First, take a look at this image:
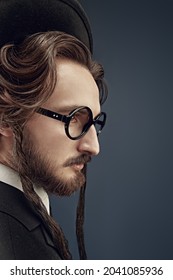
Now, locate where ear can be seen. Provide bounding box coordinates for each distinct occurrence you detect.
[0,126,13,137]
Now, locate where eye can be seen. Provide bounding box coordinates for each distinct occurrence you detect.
[70,108,91,126]
[70,113,80,123]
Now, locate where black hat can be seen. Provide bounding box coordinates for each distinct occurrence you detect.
[0,0,93,52]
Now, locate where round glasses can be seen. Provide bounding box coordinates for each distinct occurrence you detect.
[37,106,106,140]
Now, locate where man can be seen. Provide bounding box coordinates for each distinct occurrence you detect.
[0,1,107,260]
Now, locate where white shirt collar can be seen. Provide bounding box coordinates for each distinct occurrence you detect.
[0,163,50,214]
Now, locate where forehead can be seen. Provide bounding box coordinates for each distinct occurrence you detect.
[44,58,100,116]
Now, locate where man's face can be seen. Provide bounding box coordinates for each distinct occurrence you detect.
[20,58,101,196]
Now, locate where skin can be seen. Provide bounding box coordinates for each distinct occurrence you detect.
[0,58,101,195]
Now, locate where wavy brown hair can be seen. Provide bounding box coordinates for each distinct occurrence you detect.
[0,31,108,259]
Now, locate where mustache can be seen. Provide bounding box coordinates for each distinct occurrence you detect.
[63,154,91,167]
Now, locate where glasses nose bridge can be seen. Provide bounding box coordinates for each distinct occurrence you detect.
[84,122,99,141]
[92,118,98,132]
[85,119,101,137]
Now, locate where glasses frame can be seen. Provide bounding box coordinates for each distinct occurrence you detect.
[37,106,106,140]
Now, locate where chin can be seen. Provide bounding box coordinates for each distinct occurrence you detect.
[42,165,86,196]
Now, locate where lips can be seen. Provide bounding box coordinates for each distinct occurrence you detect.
[72,163,84,171]
[64,154,91,168]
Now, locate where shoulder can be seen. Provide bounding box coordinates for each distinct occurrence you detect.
[0,181,41,230]
[0,181,61,260]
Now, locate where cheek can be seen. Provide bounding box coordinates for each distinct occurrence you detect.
[27,115,65,146]
[26,116,75,162]
[41,133,76,168]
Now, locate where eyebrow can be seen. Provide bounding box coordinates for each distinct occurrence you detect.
[50,105,84,114]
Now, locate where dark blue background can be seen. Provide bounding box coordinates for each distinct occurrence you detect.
[51,0,173,259]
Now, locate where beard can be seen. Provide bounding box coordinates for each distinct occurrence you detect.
[14,130,91,196]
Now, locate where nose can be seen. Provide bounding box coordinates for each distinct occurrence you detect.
[77,125,100,156]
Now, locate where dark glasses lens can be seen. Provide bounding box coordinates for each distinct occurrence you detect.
[94,112,106,135]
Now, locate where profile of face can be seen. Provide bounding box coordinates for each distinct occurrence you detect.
[20,59,101,196]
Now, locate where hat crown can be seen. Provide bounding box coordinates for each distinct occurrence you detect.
[0,0,93,52]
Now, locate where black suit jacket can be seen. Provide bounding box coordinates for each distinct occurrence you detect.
[0,181,61,259]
